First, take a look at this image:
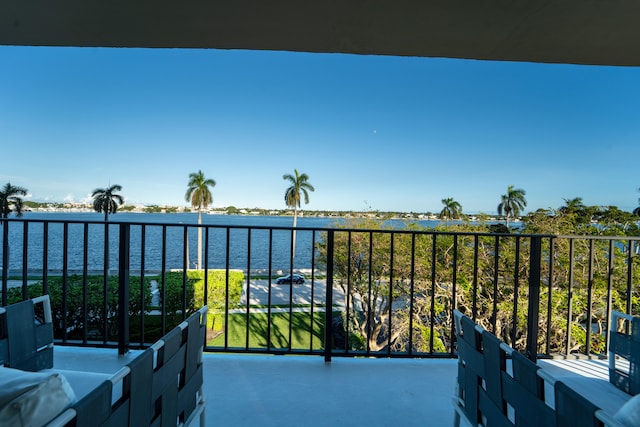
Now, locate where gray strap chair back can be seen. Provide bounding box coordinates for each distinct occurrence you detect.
[1,295,54,371]
[453,309,605,427]
[609,310,640,395]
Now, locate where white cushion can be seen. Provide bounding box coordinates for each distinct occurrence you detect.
[615,393,640,427]
[0,367,76,427]
[46,369,112,401]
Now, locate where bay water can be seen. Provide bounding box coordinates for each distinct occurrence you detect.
[2,212,442,275]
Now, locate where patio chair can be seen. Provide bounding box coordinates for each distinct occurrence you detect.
[554,380,603,427]
[496,338,555,426]
[609,310,640,395]
[453,310,517,426]
[454,308,640,427]
[1,294,207,426]
[122,306,207,426]
[453,309,483,427]
[453,309,555,427]
[46,365,132,427]
[53,306,208,427]
[0,295,54,371]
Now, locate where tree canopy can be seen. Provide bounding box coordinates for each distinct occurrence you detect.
[283,169,314,228]
[91,184,124,221]
[185,170,216,213]
[497,185,527,227]
[185,170,216,269]
[315,204,640,356]
[439,197,463,222]
[0,182,28,219]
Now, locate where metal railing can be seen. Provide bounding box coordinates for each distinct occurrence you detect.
[1,217,638,361]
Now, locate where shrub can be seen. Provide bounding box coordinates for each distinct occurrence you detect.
[159,269,244,315]
[7,275,152,342]
[158,272,196,316]
[193,269,244,310]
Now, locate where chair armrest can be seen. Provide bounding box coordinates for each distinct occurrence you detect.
[45,408,77,427]
[596,409,626,427]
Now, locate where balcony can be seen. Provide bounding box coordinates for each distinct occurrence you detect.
[52,345,459,426]
[2,216,639,360]
[1,216,639,425]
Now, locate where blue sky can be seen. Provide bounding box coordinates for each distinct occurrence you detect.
[1,46,639,214]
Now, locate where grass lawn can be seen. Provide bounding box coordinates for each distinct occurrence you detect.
[128,313,185,344]
[207,311,337,351]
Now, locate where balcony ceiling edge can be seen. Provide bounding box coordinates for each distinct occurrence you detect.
[1,0,640,66]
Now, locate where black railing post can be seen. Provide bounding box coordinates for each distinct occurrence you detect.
[526,236,542,362]
[21,221,28,300]
[118,223,130,355]
[324,230,334,363]
[1,220,8,306]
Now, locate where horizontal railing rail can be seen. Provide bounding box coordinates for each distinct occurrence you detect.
[1,217,638,360]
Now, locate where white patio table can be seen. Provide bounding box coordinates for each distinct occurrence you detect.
[537,358,631,412]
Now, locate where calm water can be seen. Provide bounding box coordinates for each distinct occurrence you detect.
[1,212,442,274]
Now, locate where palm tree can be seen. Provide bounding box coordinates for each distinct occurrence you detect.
[0,182,28,219]
[91,184,124,221]
[283,169,315,259]
[560,197,593,224]
[439,198,462,223]
[185,170,216,269]
[283,169,315,228]
[497,185,527,227]
[560,197,585,215]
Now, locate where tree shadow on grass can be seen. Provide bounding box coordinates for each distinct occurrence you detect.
[206,310,327,351]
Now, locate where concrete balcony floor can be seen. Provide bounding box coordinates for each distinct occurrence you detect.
[53,346,459,427]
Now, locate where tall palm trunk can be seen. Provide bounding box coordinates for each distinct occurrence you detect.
[292,207,298,264]
[197,210,203,269]
[186,234,190,268]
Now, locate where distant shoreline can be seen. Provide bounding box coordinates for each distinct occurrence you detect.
[21,205,504,222]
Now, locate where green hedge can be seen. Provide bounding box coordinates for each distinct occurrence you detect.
[7,269,244,342]
[158,269,244,314]
[7,275,152,342]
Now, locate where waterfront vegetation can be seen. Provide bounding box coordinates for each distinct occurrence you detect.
[6,269,244,343]
[316,204,640,355]
[3,201,640,355]
[3,177,640,356]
